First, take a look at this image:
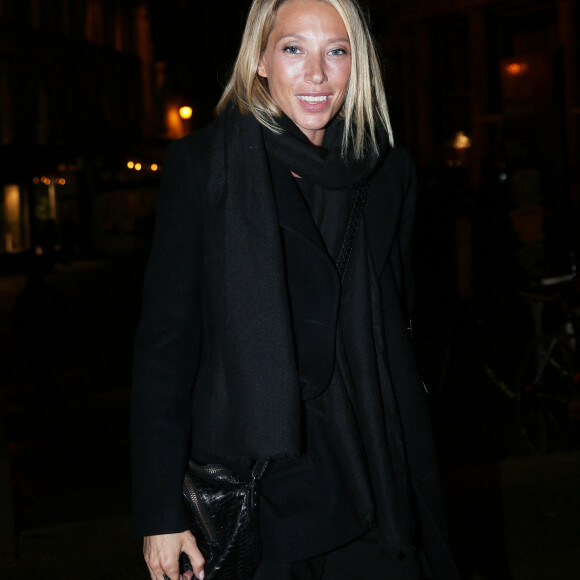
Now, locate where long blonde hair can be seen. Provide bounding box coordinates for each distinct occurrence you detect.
[216,0,394,159]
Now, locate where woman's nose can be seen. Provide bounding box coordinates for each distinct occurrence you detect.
[305,54,327,84]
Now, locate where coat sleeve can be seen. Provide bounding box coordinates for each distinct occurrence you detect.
[131,136,204,537]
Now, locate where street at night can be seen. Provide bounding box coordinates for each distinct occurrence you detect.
[1,0,580,578]
[0,258,578,578]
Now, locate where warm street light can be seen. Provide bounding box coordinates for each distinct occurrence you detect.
[505,62,527,76]
[179,106,193,120]
[453,131,471,150]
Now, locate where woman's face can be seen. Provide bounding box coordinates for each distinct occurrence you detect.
[257,0,351,146]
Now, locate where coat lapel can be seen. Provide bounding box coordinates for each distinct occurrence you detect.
[364,150,406,279]
[273,149,407,284]
[270,158,334,265]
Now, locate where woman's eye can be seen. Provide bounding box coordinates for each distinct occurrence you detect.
[329,48,348,56]
[283,45,301,54]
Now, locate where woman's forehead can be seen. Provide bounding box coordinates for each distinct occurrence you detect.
[270,0,348,36]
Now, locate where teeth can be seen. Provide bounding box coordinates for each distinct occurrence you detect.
[298,95,329,103]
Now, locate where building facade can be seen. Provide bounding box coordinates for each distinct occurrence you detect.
[374,0,579,298]
[0,0,190,265]
[377,0,578,193]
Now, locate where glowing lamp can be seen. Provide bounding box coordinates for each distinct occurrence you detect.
[505,62,527,76]
[179,106,193,120]
[453,131,471,150]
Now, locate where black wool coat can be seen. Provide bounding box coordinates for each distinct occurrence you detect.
[131,118,459,579]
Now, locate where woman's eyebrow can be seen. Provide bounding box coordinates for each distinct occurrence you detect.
[276,33,305,41]
[276,33,350,43]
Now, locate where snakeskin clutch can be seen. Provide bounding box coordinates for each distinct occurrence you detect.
[181,458,269,580]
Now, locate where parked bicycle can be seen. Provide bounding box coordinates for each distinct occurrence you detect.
[517,272,580,451]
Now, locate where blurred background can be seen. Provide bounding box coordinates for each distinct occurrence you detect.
[0,0,579,578]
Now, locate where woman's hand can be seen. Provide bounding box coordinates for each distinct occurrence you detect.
[143,530,205,580]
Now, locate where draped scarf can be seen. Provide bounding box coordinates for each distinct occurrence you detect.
[264,112,385,190]
[204,107,416,557]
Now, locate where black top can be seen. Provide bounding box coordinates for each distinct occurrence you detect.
[294,173,352,262]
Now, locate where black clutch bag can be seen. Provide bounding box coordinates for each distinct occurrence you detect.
[181,458,269,580]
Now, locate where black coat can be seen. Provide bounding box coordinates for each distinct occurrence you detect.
[131,120,459,578]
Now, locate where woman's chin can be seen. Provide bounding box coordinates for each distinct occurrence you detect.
[288,114,334,143]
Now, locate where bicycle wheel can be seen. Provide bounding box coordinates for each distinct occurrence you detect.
[516,334,576,451]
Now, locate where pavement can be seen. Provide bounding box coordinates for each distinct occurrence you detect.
[0,451,578,580]
[446,451,580,580]
[2,515,144,579]
[0,257,579,579]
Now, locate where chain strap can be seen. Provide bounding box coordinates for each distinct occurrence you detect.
[335,182,370,284]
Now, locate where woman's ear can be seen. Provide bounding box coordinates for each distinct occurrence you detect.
[257,56,267,78]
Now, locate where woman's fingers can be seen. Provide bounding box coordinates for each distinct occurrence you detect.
[143,531,205,580]
[143,533,180,580]
[181,531,205,579]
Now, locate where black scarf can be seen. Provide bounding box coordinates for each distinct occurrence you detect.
[202,108,391,461]
[265,112,388,190]
[204,108,415,556]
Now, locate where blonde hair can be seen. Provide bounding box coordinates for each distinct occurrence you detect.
[216,0,394,159]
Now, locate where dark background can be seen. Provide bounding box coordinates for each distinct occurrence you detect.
[1,1,579,578]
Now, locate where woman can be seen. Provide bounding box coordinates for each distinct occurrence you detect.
[132,0,459,579]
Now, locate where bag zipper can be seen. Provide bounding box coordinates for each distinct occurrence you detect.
[189,462,230,477]
[183,472,218,544]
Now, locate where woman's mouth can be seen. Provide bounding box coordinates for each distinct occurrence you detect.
[296,94,331,111]
[297,95,329,104]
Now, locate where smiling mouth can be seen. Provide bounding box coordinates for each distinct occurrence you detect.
[297,95,329,104]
